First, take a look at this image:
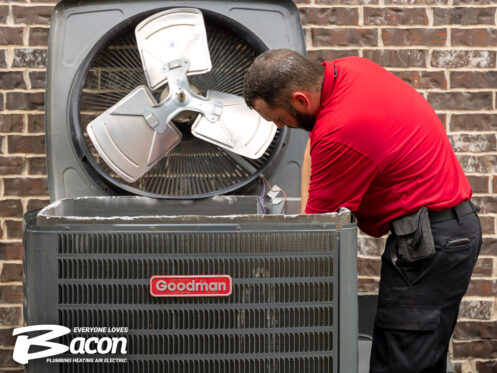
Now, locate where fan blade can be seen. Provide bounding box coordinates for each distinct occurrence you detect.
[191,91,277,159]
[135,8,212,91]
[87,86,182,182]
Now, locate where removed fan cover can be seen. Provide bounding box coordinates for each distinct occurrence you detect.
[83,8,278,196]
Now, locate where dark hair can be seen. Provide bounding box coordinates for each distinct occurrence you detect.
[243,49,324,110]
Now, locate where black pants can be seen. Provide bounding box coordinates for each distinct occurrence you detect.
[370,211,482,373]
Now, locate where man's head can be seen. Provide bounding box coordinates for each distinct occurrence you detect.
[243,49,325,131]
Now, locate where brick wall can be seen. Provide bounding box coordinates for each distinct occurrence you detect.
[0,0,495,372]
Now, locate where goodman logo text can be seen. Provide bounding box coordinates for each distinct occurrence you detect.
[13,325,127,364]
[150,275,233,297]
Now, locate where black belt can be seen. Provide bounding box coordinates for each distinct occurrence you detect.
[428,200,479,224]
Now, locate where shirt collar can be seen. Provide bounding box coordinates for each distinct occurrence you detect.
[318,61,336,113]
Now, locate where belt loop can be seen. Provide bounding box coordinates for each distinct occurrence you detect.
[454,205,462,225]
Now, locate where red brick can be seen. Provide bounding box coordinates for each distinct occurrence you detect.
[4,177,48,196]
[358,277,379,293]
[27,114,43,132]
[26,198,49,211]
[457,155,497,173]
[0,200,22,218]
[451,71,497,89]
[431,50,496,68]
[454,0,497,4]
[479,216,495,235]
[481,237,497,255]
[452,28,497,46]
[307,49,360,63]
[437,113,447,128]
[473,197,497,215]
[494,176,497,194]
[29,70,45,89]
[0,115,23,133]
[392,70,447,89]
[27,157,46,175]
[12,5,53,25]
[472,257,493,277]
[0,329,16,347]
[433,7,496,25]
[465,279,497,297]
[454,321,497,340]
[28,26,48,46]
[8,135,45,154]
[0,243,22,260]
[476,361,497,373]
[466,175,490,193]
[451,114,497,131]
[0,263,22,282]
[364,49,426,67]
[0,307,21,326]
[450,134,496,152]
[5,220,22,239]
[385,0,445,3]
[383,28,446,46]
[0,27,24,45]
[316,0,379,4]
[0,285,22,304]
[358,257,381,277]
[12,48,47,67]
[458,299,493,320]
[428,92,493,110]
[453,340,497,359]
[312,28,377,47]
[299,7,358,25]
[358,236,385,257]
[0,50,6,67]
[0,72,25,90]
[0,6,8,24]
[6,92,44,110]
[0,157,24,175]
[364,7,427,25]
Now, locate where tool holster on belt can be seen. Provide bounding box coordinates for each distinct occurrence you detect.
[391,207,435,263]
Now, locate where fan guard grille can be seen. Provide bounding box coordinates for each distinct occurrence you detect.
[78,17,282,198]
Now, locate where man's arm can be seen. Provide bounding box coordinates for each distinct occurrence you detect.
[301,139,311,214]
[305,140,379,215]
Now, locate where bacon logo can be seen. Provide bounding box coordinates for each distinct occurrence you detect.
[150,275,233,297]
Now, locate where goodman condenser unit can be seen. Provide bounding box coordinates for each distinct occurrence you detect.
[23,197,358,373]
[45,0,308,202]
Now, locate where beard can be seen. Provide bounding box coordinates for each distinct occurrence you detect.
[290,106,316,132]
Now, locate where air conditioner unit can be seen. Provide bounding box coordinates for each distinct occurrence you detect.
[23,197,358,373]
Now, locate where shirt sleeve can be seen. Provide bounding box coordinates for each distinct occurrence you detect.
[305,140,379,214]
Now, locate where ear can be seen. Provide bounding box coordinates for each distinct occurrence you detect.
[291,91,311,111]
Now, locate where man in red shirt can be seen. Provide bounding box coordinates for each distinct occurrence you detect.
[243,49,482,372]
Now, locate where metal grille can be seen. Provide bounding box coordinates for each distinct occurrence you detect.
[78,20,281,198]
[56,231,337,373]
[59,357,333,373]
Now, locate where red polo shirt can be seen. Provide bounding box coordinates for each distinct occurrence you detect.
[306,57,471,237]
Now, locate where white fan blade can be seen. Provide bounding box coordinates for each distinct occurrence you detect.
[135,8,212,90]
[191,91,277,159]
[87,86,182,183]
